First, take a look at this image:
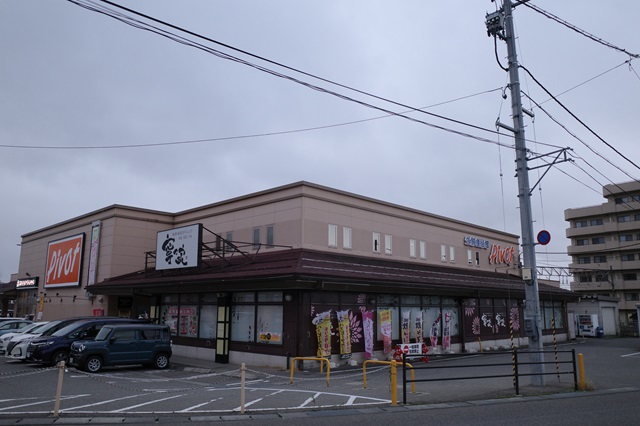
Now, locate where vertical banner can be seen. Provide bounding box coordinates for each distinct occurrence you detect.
[415,310,424,343]
[430,314,441,349]
[337,310,352,359]
[402,310,411,344]
[443,311,452,351]
[313,311,332,358]
[36,296,45,321]
[362,309,374,359]
[379,309,393,355]
[87,221,101,286]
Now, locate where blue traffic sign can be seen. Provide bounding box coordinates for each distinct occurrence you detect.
[537,230,551,245]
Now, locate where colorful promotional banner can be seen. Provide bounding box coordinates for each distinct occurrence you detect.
[313,311,332,358]
[415,310,424,343]
[379,309,393,355]
[402,310,411,344]
[362,309,374,359]
[337,310,352,359]
[430,314,441,349]
[443,311,452,351]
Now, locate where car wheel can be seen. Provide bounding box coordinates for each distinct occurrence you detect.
[51,351,68,366]
[84,356,102,373]
[154,353,169,369]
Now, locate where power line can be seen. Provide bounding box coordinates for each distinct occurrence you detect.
[519,64,640,173]
[523,2,640,59]
[0,88,503,150]
[61,0,570,154]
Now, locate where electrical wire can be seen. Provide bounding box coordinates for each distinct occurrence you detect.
[59,0,569,153]
[522,2,640,59]
[519,64,640,173]
[0,88,504,150]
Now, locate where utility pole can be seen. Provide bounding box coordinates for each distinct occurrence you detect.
[487,0,545,386]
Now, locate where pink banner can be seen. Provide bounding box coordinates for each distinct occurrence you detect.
[362,309,374,359]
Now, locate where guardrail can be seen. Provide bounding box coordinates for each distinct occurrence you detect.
[401,349,578,404]
[289,356,331,386]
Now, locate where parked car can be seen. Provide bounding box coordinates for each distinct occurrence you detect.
[27,318,144,366]
[6,317,127,361]
[69,324,172,373]
[0,322,47,355]
[0,320,33,336]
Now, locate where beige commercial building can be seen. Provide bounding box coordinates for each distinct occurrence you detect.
[12,182,573,367]
[565,180,640,334]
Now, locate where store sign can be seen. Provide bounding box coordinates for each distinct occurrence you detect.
[155,224,202,271]
[87,221,101,286]
[44,233,85,288]
[464,236,490,249]
[16,277,39,289]
[488,244,515,265]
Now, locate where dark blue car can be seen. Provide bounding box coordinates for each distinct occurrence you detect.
[27,318,142,366]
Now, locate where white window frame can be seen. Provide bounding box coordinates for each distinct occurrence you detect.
[441,244,447,262]
[328,224,338,248]
[373,232,381,253]
[467,249,473,265]
[384,234,392,255]
[343,227,352,249]
[420,241,426,259]
[409,239,416,258]
[449,246,455,263]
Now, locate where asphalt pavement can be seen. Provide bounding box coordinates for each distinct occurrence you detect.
[0,337,639,425]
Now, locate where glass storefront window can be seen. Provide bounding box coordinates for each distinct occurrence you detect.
[553,305,565,328]
[161,305,179,336]
[231,305,255,342]
[257,305,283,344]
[178,305,198,337]
[258,292,283,303]
[199,305,217,339]
[233,292,255,303]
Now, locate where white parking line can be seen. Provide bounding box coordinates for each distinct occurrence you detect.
[179,398,222,412]
[109,394,184,413]
[61,394,143,411]
[234,397,264,411]
[621,352,640,358]
[0,394,89,411]
[299,392,322,408]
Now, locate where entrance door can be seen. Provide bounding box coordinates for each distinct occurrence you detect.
[602,307,617,336]
[215,295,230,364]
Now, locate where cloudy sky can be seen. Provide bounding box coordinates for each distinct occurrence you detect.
[1,0,639,285]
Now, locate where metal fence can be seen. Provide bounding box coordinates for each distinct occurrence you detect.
[401,349,578,404]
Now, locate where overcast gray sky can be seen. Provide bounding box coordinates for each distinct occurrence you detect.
[1,1,639,285]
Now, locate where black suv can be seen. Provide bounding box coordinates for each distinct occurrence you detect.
[27,318,142,366]
[69,324,172,373]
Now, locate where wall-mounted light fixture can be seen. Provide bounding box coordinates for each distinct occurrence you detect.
[284,294,293,302]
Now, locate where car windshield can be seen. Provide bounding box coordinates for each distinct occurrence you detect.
[95,327,112,341]
[16,323,41,333]
[35,320,65,336]
[52,322,86,337]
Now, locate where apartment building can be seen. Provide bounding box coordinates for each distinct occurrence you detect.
[13,182,573,367]
[565,180,640,329]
